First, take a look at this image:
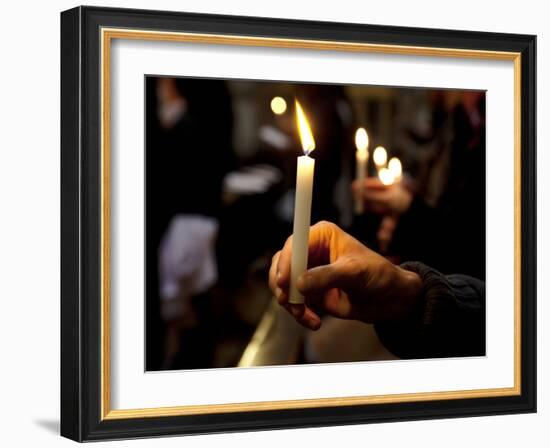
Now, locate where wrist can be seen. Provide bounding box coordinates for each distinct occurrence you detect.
[394,267,423,318]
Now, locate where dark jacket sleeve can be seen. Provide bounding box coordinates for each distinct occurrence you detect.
[374,261,485,359]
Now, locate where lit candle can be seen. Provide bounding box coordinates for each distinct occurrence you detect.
[378,167,395,185]
[388,157,402,183]
[373,146,388,174]
[354,128,369,215]
[289,100,316,304]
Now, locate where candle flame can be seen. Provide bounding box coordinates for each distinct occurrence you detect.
[378,167,395,186]
[271,96,287,115]
[295,100,316,155]
[355,128,369,154]
[373,146,388,167]
[388,157,402,179]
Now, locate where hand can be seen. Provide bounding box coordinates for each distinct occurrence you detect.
[268,221,423,330]
[352,177,413,216]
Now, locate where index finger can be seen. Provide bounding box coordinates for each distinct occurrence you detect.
[276,236,293,289]
[268,251,281,294]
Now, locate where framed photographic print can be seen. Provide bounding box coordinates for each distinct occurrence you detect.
[60,6,536,442]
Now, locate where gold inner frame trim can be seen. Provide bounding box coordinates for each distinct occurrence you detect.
[100,27,522,420]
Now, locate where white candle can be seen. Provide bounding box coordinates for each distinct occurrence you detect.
[289,101,316,304]
[354,128,369,215]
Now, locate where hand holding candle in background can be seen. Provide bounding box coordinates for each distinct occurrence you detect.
[353,141,408,213]
[352,176,412,216]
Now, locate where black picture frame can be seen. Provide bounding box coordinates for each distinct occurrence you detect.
[61,5,536,442]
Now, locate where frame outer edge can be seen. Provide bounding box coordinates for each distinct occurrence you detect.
[63,6,537,441]
[521,34,537,412]
[60,6,84,442]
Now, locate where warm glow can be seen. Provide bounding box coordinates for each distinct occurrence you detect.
[388,157,402,179]
[270,96,287,115]
[373,146,388,167]
[355,128,369,154]
[295,100,316,155]
[378,167,395,186]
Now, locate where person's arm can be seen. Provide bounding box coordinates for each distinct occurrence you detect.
[268,221,485,359]
[374,261,485,359]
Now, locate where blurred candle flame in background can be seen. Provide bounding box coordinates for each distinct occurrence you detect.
[388,157,402,180]
[378,167,395,185]
[270,96,287,115]
[373,146,388,168]
[355,127,369,157]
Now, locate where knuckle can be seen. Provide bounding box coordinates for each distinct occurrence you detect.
[316,220,338,232]
[343,257,364,277]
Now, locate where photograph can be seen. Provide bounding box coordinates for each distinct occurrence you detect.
[144,76,487,371]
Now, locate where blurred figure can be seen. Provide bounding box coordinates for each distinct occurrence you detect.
[145,77,234,370]
[354,91,486,280]
[158,215,219,369]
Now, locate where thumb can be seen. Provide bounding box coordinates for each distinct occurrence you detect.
[297,260,350,296]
